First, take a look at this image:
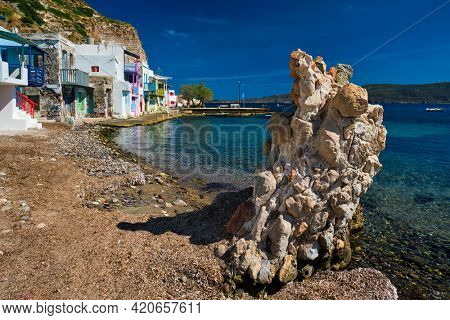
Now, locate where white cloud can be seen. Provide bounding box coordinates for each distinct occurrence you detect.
[162,29,190,40]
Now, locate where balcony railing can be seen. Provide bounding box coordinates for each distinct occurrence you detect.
[144,82,157,91]
[8,64,24,80]
[17,91,37,118]
[60,69,89,87]
[28,66,45,87]
[124,63,139,74]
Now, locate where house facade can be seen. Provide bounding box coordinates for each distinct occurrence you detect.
[21,33,93,121]
[74,43,143,119]
[141,63,173,113]
[153,75,171,112]
[0,27,43,130]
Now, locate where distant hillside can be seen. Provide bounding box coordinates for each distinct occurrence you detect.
[0,0,146,60]
[222,82,450,104]
[363,83,450,104]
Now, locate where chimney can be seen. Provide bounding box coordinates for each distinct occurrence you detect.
[87,36,94,45]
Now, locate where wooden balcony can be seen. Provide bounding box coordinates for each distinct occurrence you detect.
[60,68,89,87]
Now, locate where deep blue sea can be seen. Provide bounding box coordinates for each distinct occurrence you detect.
[115,103,450,299]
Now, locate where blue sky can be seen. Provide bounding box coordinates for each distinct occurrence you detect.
[86,0,450,99]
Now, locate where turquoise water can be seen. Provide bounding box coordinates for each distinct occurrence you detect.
[115,104,450,299]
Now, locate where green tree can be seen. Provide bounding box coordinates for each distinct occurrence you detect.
[179,84,195,106]
[179,83,213,107]
[194,83,213,107]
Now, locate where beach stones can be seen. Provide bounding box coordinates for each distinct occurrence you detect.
[224,49,386,286]
[173,199,188,207]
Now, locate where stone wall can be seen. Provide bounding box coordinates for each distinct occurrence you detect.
[224,50,387,285]
[89,76,113,117]
[22,87,60,116]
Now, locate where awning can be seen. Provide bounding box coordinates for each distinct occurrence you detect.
[124,49,140,60]
[0,27,46,54]
[154,75,172,81]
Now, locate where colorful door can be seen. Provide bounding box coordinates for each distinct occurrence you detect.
[131,97,137,114]
[77,92,84,113]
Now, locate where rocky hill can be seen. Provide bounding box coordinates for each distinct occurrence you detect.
[0,0,146,60]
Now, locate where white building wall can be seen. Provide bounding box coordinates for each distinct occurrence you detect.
[0,85,41,131]
[74,44,125,81]
[74,44,136,118]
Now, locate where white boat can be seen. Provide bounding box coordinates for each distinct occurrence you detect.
[230,103,240,108]
[426,107,444,112]
[218,104,229,109]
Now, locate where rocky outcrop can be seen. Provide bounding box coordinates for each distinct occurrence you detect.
[224,49,387,285]
[0,0,146,60]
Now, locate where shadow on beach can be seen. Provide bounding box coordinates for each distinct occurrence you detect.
[117,187,253,245]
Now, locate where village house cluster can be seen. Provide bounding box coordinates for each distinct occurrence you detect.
[0,26,177,131]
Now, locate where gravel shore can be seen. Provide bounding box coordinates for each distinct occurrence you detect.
[0,124,397,299]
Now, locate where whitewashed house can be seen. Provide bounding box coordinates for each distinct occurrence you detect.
[74,43,142,119]
[0,27,42,131]
[21,33,93,121]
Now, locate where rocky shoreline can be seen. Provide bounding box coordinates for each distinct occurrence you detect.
[0,123,397,299]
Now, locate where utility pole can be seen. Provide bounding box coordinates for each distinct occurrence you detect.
[237,78,241,108]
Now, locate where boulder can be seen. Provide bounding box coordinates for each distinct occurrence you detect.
[278,255,298,283]
[335,64,353,85]
[298,240,321,261]
[268,215,292,258]
[254,171,277,206]
[330,84,369,118]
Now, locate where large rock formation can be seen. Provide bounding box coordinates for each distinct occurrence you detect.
[225,49,387,285]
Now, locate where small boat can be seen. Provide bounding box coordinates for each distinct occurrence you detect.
[426,107,444,112]
[218,104,229,109]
